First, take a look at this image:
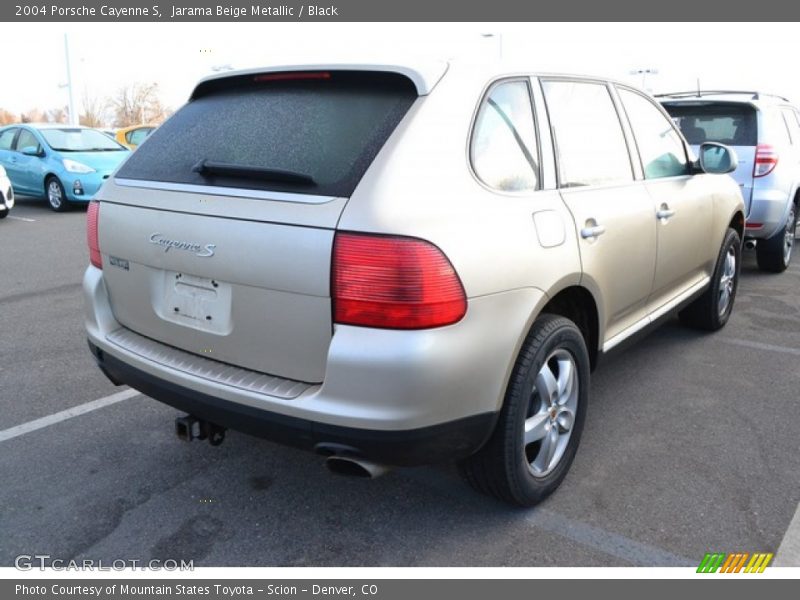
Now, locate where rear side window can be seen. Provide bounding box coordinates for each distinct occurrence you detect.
[116,71,418,197]
[781,108,800,145]
[470,80,539,192]
[618,88,689,180]
[664,103,757,146]
[542,80,632,187]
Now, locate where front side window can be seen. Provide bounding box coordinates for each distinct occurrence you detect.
[128,127,154,145]
[618,88,689,179]
[470,80,539,192]
[541,80,632,187]
[16,129,41,153]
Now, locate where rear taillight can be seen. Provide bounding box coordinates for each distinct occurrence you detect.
[332,232,467,330]
[87,201,101,269]
[754,144,778,177]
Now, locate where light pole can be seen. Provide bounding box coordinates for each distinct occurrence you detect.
[481,33,503,60]
[62,33,79,125]
[629,68,659,93]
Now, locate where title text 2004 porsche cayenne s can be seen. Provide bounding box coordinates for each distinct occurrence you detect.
[84,62,744,506]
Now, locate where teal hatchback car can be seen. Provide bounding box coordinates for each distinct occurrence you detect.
[0,124,130,211]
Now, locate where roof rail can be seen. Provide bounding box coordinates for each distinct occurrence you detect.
[655,90,790,102]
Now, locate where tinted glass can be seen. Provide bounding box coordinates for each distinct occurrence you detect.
[16,129,40,152]
[619,88,688,179]
[117,72,418,197]
[41,128,126,152]
[542,80,632,187]
[471,80,539,192]
[0,129,17,150]
[664,103,757,146]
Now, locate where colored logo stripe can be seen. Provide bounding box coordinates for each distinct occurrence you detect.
[697,552,773,573]
[697,553,726,573]
[744,553,773,573]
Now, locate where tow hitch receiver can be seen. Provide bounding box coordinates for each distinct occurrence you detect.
[175,415,227,446]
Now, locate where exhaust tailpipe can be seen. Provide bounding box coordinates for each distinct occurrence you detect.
[325,456,391,479]
[744,240,757,250]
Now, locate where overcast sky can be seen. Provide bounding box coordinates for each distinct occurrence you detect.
[2,22,799,118]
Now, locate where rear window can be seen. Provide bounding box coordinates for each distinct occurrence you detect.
[116,71,418,197]
[663,102,757,146]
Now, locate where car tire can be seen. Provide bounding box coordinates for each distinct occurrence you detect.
[679,227,741,331]
[460,314,589,507]
[0,207,7,219]
[756,204,796,273]
[46,177,69,212]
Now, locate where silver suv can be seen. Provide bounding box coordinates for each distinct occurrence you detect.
[84,63,744,506]
[660,91,800,272]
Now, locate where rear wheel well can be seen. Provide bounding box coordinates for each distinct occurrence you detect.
[540,287,599,370]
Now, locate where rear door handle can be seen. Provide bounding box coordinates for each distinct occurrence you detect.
[656,208,675,220]
[580,225,606,239]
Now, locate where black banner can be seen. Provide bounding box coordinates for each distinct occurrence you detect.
[4,0,800,21]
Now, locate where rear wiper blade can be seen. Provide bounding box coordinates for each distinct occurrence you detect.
[192,159,316,186]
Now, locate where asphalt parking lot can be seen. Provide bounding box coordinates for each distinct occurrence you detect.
[1,196,799,568]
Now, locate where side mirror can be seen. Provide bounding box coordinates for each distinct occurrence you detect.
[21,146,43,158]
[697,142,737,174]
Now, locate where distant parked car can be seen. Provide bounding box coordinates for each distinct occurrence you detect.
[0,164,13,219]
[660,91,799,272]
[116,125,156,150]
[0,124,130,212]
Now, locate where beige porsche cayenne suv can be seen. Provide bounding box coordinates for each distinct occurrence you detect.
[84,62,744,506]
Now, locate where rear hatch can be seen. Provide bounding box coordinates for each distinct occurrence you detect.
[96,69,420,384]
[663,100,757,216]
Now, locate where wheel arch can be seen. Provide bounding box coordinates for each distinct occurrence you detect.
[538,285,601,371]
[43,172,60,196]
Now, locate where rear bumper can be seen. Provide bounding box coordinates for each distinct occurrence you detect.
[746,188,793,239]
[88,339,497,466]
[84,266,543,465]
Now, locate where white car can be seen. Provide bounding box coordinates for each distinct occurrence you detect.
[0,164,13,219]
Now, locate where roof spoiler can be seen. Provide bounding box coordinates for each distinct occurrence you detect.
[190,62,449,100]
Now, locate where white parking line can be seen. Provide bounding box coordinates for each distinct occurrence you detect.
[525,509,693,566]
[775,503,800,566]
[7,215,36,222]
[0,388,139,443]
[722,338,800,356]
[405,468,693,565]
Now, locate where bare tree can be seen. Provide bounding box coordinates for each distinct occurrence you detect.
[110,82,170,127]
[20,108,48,123]
[47,106,68,124]
[0,108,17,125]
[80,89,108,128]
